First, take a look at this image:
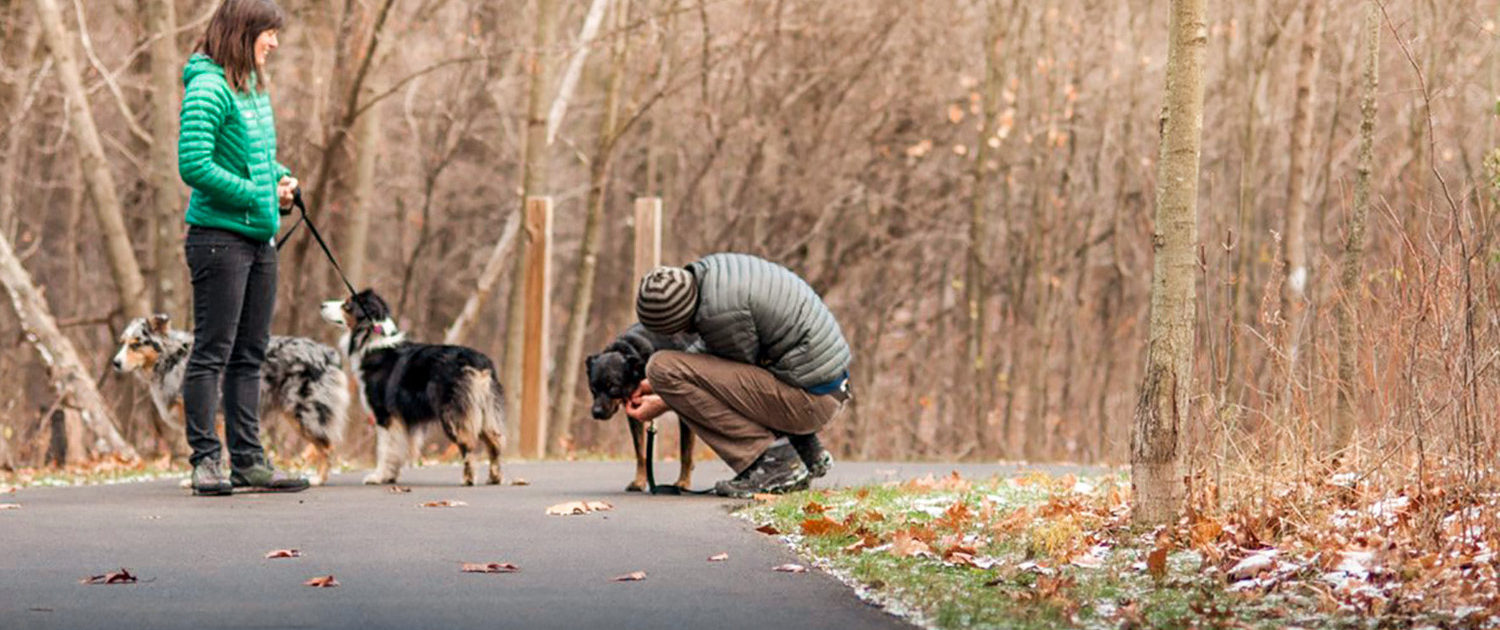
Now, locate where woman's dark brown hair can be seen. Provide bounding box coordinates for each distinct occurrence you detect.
[196,0,286,92]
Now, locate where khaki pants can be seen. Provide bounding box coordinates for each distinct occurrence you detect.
[647,351,843,473]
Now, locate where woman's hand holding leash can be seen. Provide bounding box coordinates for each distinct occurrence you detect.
[277,176,298,210]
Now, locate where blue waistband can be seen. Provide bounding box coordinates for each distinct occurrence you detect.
[807,371,849,396]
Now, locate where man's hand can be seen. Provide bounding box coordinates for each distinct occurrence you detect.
[277,176,299,209]
[624,379,668,421]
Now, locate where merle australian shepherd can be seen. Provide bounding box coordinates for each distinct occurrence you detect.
[111,314,351,485]
[586,324,699,491]
[321,289,505,486]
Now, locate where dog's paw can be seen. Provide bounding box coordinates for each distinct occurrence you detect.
[309,476,327,487]
[363,473,393,485]
[674,479,693,490]
[625,481,645,492]
[486,475,502,485]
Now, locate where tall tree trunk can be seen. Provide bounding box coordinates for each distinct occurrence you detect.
[144,0,185,321]
[504,0,558,446]
[968,0,1006,456]
[345,102,380,287]
[1132,0,1208,527]
[553,0,631,451]
[1279,0,1324,417]
[1334,1,1379,453]
[33,0,149,321]
[0,230,138,460]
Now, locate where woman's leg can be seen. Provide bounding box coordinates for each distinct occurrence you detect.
[222,239,277,472]
[183,227,254,467]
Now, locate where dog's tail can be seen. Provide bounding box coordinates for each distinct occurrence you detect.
[460,366,507,442]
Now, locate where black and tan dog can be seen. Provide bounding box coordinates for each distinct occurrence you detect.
[586,324,699,491]
[321,290,505,486]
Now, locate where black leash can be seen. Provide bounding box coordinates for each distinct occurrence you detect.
[275,188,359,300]
[644,423,713,496]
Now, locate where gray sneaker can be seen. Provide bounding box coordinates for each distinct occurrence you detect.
[191,459,233,496]
[231,463,310,493]
[789,433,833,479]
[714,443,810,498]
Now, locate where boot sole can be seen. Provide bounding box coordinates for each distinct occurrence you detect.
[192,485,233,496]
[231,484,310,494]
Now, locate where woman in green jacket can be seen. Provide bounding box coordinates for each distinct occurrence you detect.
[179,0,307,495]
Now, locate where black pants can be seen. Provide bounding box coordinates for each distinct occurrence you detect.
[183,225,277,469]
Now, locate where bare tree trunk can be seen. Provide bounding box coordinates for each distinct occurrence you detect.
[1279,0,1324,417]
[0,230,138,460]
[33,0,149,320]
[504,0,558,446]
[967,0,1006,456]
[553,0,630,450]
[1132,0,1207,527]
[1334,1,1379,453]
[345,102,380,287]
[144,0,185,321]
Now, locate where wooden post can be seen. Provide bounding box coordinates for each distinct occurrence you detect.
[519,197,553,458]
[633,197,662,286]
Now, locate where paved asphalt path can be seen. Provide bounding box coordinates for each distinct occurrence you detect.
[1,460,1084,630]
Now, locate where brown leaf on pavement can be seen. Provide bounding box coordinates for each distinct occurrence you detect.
[508,478,531,486]
[773,564,808,573]
[754,524,781,535]
[420,499,468,508]
[461,562,520,573]
[388,486,412,494]
[0,503,20,510]
[304,575,340,588]
[264,549,302,559]
[750,493,778,502]
[611,571,647,581]
[80,568,137,585]
[545,500,613,516]
[707,553,729,562]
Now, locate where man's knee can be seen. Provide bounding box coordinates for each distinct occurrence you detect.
[646,350,692,387]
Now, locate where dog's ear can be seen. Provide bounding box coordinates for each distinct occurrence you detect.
[624,353,645,378]
[148,313,170,334]
[585,354,598,372]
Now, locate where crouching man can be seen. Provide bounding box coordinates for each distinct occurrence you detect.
[624,252,851,497]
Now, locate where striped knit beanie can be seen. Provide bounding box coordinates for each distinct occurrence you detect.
[636,266,698,334]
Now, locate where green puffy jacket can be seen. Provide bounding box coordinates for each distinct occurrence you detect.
[178,53,289,243]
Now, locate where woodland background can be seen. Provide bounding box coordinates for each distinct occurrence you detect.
[0,0,1496,479]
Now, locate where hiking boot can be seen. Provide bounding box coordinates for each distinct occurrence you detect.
[231,462,310,493]
[191,459,233,496]
[789,433,833,479]
[714,443,809,498]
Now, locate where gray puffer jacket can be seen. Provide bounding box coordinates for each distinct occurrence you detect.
[687,253,850,390]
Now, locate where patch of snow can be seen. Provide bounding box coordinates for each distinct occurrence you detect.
[1228,549,1279,580]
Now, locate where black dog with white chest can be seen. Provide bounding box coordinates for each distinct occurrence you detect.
[322,290,505,486]
[586,324,698,491]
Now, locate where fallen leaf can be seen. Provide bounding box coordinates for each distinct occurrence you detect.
[545,500,613,516]
[388,486,412,494]
[749,493,778,502]
[508,478,531,486]
[420,500,468,508]
[754,524,781,535]
[461,562,520,573]
[612,571,647,581]
[774,564,808,573]
[1146,546,1169,579]
[707,553,729,562]
[0,485,16,494]
[304,575,339,588]
[802,501,826,515]
[800,516,846,537]
[891,532,933,558]
[0,503,20,511]
[264,549,302,559]
[80,569,137,585]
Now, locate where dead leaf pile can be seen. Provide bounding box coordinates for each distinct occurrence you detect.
[545,500,613,516]
[420,499,468,508]
[388,486,412,494]
[611,571,647,581]
[773,564,808,573]
[264,549,302,559]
